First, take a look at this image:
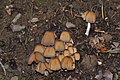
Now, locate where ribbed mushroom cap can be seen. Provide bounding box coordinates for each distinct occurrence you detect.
[70,55,75,62]
[34,44,45,54]
[74,52,80,61]
[35,52,45,62]
[81,10,96,23]
[60,31,71,42]
[58,53,65,62]
[49,57,61,71]
[61,56,75,70]
[68,46,74,55]
[28,53,35,65]
[41,31,55,46]
[35,62,47,74]
[44,47,56,58]
[63,50,70,56]
[55,40,65,51]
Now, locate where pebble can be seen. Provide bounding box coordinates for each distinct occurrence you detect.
[10,24,25,32]
[11,76,18,80]
[66,22,76,28]
[30,18,39,23]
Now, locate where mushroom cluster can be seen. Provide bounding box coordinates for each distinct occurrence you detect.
[28,31,80,76]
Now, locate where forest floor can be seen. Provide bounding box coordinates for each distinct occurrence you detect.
[0,0,120,80]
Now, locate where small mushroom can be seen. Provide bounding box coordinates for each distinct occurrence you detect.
[41,31,55,46]
[68,46,74,55]
[60,31,71,42]
[61,56,75,70]
[28,53,35,65]
[34,44,45,54]
[49,57,61,71]
[58,53,65,62]
[34,52,45,62]
[70,55,75,62]
[65,44,68,49]
[63,50,70,56]
[74,52,80,61]
[44,47,56,58]
[81,10,96,36]
[73,47,77,53]
[35,62,48,74]
[66,42,73,47]
[55,40,65,51]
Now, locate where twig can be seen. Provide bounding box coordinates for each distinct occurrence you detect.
[101,0,104,19]
[0,61,6,75]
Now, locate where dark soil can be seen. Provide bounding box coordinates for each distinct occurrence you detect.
[0,0,120,80]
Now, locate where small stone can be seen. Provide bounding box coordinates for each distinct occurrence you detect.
[4,64,9,69]
[10,24,25,32]
[66,22,76,28]
[30,18,39,23]
[11,76,18,80]
[12,13,22,23]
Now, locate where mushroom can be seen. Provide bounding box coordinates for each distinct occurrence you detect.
[35,62,48,75]
[70,55,75,63]
[34,52,45,62]
[49,57,61,71]
[58,53,65,62]
[44,47,56,58]
[66,42,73,47]
[55,40,65,51]
[81,10,96,36]
[34,44,45,54]
[41,31,55,46]
[61,56,75,70]
[73,47,77,53]
[68,46,74,55]
[74,52,80,61]
[63,50,70,56]
[28,53,35,65]
[60,31,71,42]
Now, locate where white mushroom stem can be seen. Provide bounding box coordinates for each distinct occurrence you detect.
[85,23,91,36]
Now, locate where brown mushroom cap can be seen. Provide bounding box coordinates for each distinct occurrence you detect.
[73,47,77,53]
[81,10,96,23]
[63,50,70,56]
[49,57,61,71]
[68,46,74,55]
[60,31,71,42]
[44,47,56,58]
[34,44,45,54]
[35,62,47,74]
[28,53,35,65]
[35,52,45,62]
[74,52,80,61]
[70,55,75,62]
[61,56,75,70]
[58,53,65,62]
[55,40,65,51]
[41,31,55,46]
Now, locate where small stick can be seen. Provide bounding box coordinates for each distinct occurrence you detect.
[0,61,6,75]
[101,1,104,19]
[85,23,91,36]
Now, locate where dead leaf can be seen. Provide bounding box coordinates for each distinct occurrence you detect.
[89,36,100,48]
[95,71,103,80]
[103,70,113,80]
[81,54,97,69]
[113,42,119,48]
[102,33,112,42]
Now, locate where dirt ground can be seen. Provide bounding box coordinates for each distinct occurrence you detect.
[0,0,120,80]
